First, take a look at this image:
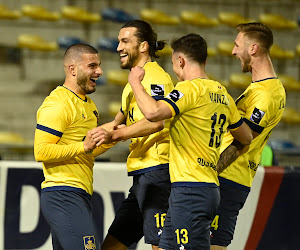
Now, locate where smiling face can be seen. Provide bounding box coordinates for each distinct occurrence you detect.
[76,53,102,94]
[232,32,252,73]
[117,27,141,69]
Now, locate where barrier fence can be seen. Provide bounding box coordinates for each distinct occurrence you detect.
[0,161,298,250]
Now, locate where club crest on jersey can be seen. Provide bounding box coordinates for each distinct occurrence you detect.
[83,236,96,250]
[250,107,265,124]
[151,84,164,96]
[166,89,184,102]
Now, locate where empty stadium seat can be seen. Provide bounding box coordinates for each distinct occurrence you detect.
[57,36,85,49]
[180,11,218,27]
[218,12,255,27]
[17,34,58,51]
[109,101,122,117]
[296,44,300,56]
[229,73,252,89]
[0,132,27,144]
[97,38,119,53]
[0,4,21,19]
[107,70,128,86]
[156,45,172,57]
[22,4,60,21]
[61,6,101,23]
[278,74,300,91]
[260,13,297,30]
[217,41,234,56]
[140,9,179,25]
[281,107,300,124]
[101,7,137,23]
[270,44,295,59]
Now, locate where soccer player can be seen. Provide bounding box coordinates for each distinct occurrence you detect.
[34,43,113,250]
[210,23,286,250]
[91,20,174,250]
[127,33,253,250]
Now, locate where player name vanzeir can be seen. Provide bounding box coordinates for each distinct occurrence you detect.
[209,92,229,106]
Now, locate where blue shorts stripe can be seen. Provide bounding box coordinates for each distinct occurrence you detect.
[37,124,63,137]
[218,176,251,192]
[128,163,169,176]
[172,182,218,188]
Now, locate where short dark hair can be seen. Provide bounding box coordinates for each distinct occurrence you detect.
[64,43,98,62]
[171,33,207,65]
[236,22,273,53]
[122,20,165,58]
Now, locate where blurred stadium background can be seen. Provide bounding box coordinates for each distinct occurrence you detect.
[0,0,300,165]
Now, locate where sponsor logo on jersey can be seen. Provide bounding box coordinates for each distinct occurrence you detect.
[179,244,186,250]
[250,107,265,124]
[83,236,96,250]
[151,84,164,96]
[166,89,184,102]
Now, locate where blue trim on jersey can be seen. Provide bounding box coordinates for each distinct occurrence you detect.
[62,85,87,102]
[128,163,169,176]
[41,186,90,196]
[218,176,251,192]
[160,97,179,115]
[228,118,243,130]
[172,182,218,188]
[252,77,278,83]
[243,118,264,133]
[37,124,63,137]
[153,96,164,101]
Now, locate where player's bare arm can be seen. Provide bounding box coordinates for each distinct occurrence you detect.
[217,123,254,174]
[128,66,172,121]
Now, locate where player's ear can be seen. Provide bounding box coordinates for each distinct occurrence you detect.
[69,64,76,76]
[140,41,149,53]
[178,55,185,68]
[250,43,258,55]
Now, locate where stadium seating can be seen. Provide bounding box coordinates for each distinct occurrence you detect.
[156,45,172,57]
[260,13,297,29]
[101,7,137,23]
[229,73,252,89]
[109,101,122,116]
[0,131,28,144]
[218,12,255,27]
[281,107,300,125]
[0,4,21,19]
[217,41,234,56]
[61,6,101,23]
[270,44,295,59]
[21,4,60,21]
[296,44,300,56]
[97,38,119,53]
[180,11,218,27]
[17,34,58,51]
[140,9,179,25]
[278,75,300,91]
[107,70,129,86]
[57,36,86,49]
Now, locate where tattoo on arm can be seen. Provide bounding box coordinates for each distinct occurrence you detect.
[217,140,246,174]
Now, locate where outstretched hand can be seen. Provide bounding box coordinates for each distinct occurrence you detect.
[128,66,145,87]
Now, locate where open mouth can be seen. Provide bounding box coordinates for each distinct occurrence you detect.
[120,53,128,62]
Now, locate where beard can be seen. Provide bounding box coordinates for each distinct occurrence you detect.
[120,45,140,69]
[241,52,252,73]
[77,73,95,95]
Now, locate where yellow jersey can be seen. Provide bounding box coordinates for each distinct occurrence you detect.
[159,78,243,186]
[121,61,174,175]
[219,77,286,188]
[35,85,111,195]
